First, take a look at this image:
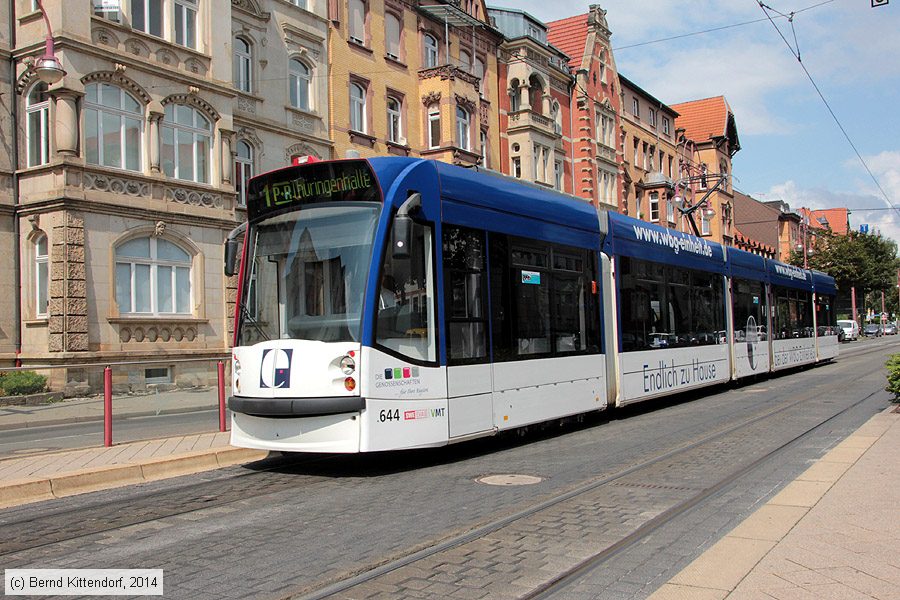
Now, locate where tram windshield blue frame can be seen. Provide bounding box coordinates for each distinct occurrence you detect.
[603,212,725,274]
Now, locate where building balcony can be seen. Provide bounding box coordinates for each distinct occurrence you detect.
[507,109,559,137]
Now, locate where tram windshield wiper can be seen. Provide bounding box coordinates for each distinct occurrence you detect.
[239,301,269,342]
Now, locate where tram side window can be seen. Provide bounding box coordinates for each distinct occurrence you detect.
[618,256,725,351]
[732,278,767,342]
[375,219,437,363]
[816,294,837,336]
[774,287,814,339]
[443,226,488,364]
[489,233,600,361]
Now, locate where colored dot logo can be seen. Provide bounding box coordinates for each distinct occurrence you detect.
[384,367,419,380]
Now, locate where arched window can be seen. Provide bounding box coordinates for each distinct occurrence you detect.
[423,33,438,68]
[529,75,544,113]
[34,233,49,317]
[508,79,520,112]
[234,140,253,207]
[289,59,311,110]
[349,82,366,133]
[385,13,401,60]
[234,37,252,93]
[115,236,192,315]
[387,96,402,143]
[161,104,211,183]
[84,83,143,171]
[459,50,471,73]
[456,106,470,151]
[26,82,50,167]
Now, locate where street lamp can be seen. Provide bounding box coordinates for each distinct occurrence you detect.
[32,0,66,85]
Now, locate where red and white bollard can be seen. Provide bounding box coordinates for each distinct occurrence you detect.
[217,360,227,433]
[103,366,113,447]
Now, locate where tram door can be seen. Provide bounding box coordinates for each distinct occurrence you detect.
[442,226,494,439]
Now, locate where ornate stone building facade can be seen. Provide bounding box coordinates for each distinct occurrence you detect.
[325,0,501,168]
[491,7,573,192]
[547,6,621,210]
[2,0,331,391]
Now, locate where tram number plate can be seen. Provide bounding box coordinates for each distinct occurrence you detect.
[378,409,400,422]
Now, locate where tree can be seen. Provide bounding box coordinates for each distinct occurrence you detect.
[789,231,900,316]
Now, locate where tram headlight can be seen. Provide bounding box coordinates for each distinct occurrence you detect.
[233,358,242,393]
[340,355,356,375]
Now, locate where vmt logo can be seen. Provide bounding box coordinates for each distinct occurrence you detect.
[260,348,293,388]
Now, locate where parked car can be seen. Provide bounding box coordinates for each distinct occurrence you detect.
[863,323,883,337]
[884,323,897,335]
[837,319,859,341]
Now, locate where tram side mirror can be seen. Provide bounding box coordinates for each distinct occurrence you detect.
[392,193,423,260]
[224,222,247,277]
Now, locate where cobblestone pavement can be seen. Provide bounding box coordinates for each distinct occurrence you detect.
[0,340,892,600]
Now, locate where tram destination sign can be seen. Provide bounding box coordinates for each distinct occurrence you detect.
[247,160,381,221]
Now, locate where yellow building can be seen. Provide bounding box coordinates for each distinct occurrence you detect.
[327,0,501,168]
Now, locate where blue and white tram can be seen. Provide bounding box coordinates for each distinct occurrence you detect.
[226,157,608,452]
[224,157,837,453]
[602,212,730,405]
[812,270,839,361]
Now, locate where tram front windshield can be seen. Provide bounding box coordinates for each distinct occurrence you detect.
[237,202,381,345]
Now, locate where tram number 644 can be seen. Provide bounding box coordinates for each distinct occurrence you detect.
[379,409,400,422]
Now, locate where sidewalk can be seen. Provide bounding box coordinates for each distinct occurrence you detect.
[0,431,268,510]
[650,405,900,600]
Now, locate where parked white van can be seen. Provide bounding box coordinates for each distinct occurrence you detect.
[837,319,859,341]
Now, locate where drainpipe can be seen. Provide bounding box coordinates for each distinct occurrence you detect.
[568,76,576,194]
[9,0,21,367]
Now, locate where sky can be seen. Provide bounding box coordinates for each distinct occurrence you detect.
[509,0,900,247]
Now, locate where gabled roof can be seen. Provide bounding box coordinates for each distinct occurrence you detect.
[546,14,588,67]
[670,96,732,143]
[811,208,850,235]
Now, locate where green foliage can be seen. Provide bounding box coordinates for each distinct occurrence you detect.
[792,231,900,297]
[887,354,900,402]
[0,371,47,396]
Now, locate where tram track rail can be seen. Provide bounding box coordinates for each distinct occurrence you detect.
[0,340,887,569]
[282,348,888,600]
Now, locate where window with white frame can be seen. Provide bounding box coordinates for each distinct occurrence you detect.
[423,33,439,68]
[509,81,520,112]
[648,107,656,126]
[700,163,708,189]
[385,12,401,60]
[234,140,253,207]
[632,97,639,117]
[456,106,470,150]
[94,0,121,21]
[649,192,659,222]
[648,145,655,171]
[234,37,252,93]
[26,82,50,167]
[667,195,675,223]
[387,95,402,143]
[289,59,311,110]
[349,82,366,133]
[115,237,192,315]
[161,103,211,183]
[84,83,143,171]
[480,129,488,167]
[633,137,639,166]
[34,233,48,317]
[428,105,440,149]
[663,116,670,135]
[131,0,162,37]
[288,0,307,8]
[174,0,198,49]
[512,156,521,178]
[554,161,562,190]
[701,210,711,236]
[349,0,366,44]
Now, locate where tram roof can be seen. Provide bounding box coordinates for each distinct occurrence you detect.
[726,247,769,282]
[602,212,727,273]
[811,270,837,295]
[766,258,813,291]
